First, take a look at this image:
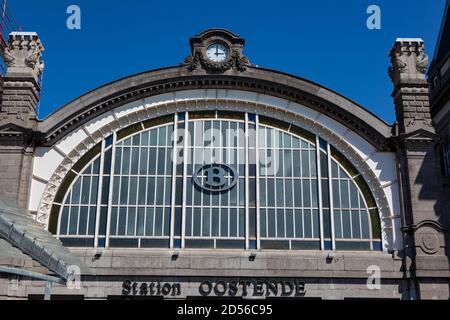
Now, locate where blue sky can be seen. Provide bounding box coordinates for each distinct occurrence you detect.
[10,0,447,123]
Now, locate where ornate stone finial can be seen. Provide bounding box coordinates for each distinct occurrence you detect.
[0,32,45,129]
[388,38,434,134]
[3,32,45,83]
[388,38,428,86]
[183,29,250,74]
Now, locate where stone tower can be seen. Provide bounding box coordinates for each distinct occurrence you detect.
[0,32,44,210]
[389,38,449,299]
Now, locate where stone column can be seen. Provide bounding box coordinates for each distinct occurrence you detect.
[389,38,449,299]
[0,32,44,211]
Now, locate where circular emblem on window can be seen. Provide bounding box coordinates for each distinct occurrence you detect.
[193,164,238,192]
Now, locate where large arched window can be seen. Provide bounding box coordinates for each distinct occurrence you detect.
[54,111,382,251]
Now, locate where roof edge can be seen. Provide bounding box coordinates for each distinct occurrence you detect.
[0,198,90,279]
[38,65,393,149]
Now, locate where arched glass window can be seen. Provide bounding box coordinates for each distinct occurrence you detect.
[58,156,100,247]
[54,111,382,251]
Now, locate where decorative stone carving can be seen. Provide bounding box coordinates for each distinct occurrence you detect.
[416,52,429,74]
[388,38,428,85]
[421,233,439,255]
[389,39,434,135]
[0,33,44,129]
[403,221,446,256]
[183,53,201,72]
[184,49,249,73]
[183,29,250,74]
[3,32,45,82]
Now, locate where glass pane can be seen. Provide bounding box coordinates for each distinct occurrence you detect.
[193,208,201,237]
[130,147,139,175]
[110,207,117,236]
[340,181,350,208]
[88,207,96,235]
[127,208,136,236]
[164,208,171,236]
[361,210,370,238]
[276,209,285,238]
[211,208,219,237]
[239,209,245,238]
[203,209,211,237]
[69,207,78,234]
[122,147,130,175]
[129,177,137,205]
[220,209,228,237]
[118,207,127,235]
[295,209,303,238]
[303,180,311,207]
[120,177,129,205]
[78,207,88,235]
[276,179,284,207]
[351,210,361,238]
[284,179,293,207]
[154,208,163,236]
[71,179,81,204]
[81,177,91,204]
[60,206,69,235]
[304,209,312,238]
[301,150,310,177]
[268,209,276,238]
[185,208,192,237]
[139,147,148,175]
[137,208,145,236]
[350,183,359,209]
[334,211,342,239]
[260,209,267,237]
[150,129,158,146]
[342,210,351,238]
[230,209,237,238]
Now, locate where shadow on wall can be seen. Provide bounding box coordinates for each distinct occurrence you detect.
[414,142,450,298]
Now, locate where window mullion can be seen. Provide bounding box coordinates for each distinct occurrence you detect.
[327,143,336,251]
[169,114,178,249]
[181,113,189,249]
[94,139,106,247]
[255,115,261,250]
[316,136,324,250]
[244,113,250,250]
[105,133,117,248]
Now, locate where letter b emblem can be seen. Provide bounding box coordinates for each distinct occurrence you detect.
[205,166,227,188]
[193,164,238,192]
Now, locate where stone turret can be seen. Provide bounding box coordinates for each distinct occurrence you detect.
[0,32,44,128]
[389,39,434,136]
[389,38,449,300]
[0,32,44,211]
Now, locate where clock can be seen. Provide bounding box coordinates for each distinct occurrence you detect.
[206,43,228,63]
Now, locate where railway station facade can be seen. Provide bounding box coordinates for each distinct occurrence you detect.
[0,25,449,300]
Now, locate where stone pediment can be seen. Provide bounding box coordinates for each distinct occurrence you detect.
[0,123,37,146]
[394,128,438,144]
[0,123,27,137]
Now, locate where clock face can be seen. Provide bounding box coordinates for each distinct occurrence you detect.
[206,43,228,62]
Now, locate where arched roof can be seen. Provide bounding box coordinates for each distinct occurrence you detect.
[38,65,393,150]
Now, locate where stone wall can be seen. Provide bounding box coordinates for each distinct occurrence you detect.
[0,146,34,210]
